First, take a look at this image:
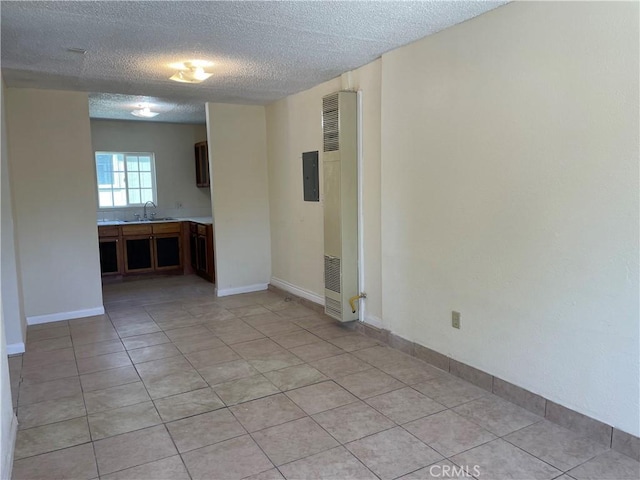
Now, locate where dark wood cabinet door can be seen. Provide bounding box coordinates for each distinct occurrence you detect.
[195,141,210,187]
[99,237,122,275]
[124,236,154,273]
[154,234,182,270]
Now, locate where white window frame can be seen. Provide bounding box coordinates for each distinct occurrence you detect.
[95,151,157,209]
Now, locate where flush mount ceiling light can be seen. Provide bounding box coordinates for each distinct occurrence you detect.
[131,104,159,118]
[170,60,213,84]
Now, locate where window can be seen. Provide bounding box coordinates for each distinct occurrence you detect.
[95,152,156,208]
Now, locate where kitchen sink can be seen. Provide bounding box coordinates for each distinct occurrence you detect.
[122,217,176,223]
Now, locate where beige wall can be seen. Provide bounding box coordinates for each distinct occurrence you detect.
[6,88,104,321]
[266,60,383,324]
[90,120,210,220]
[0,79,18,480]
[1,79,25,350]
[265,1,638,436]
[380,1,639,435]
[206,103,271,295]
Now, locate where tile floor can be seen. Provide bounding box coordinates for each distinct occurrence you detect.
[8,275,640,480]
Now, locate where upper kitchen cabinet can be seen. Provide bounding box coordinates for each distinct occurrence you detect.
[195,140,210,187]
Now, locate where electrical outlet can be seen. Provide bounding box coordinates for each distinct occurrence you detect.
[452,311,461,329]
[175,202,183,209]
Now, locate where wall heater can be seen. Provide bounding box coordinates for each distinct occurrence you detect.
[322,91,358,322]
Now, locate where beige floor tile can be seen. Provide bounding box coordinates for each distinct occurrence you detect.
[452,394,542,436]
[252,417,339,466]
[22,347,75,369]
[254,321,303,337]
[243,468,285,480]
[77,351,132,375]
[229,305,271,317]
[185,345,240,369]
[346,426,443,480]
[264,364,328,391]
[568,449,640,480]
[154,387,225,422]
[166,408,246,452]
[72,329,120,346]
[366,387,446,424]
[291,316,336,330]
[288,341,344,362]
[232,338,285,359]
[286,381,358,415]
[311,353,372,379]
[313,401,395,444]
[505,421,612,472]
[380,359,444,385]
[74,339,125,359]
[19,376,82,406]
[328,335,382,352]
[450,439,561,480]
[101,455,190,480]
[230,393,306,432]
[279,446,378,480]
[11,443,97,480]
[17,392,86,430]
[128,343,181,364]
[155,315,204,331]
[308,324,357,340]
[271,330,323,349]
[248,350,305,373]
[336,368,405,399]
[14,417,91,460]
[114,321,161,338]
[352,345,414,369]
[26,324,70,343]
[88,401,161,440]
[163,324,211,342]
[173,334,225,354]
[182,434,273,480]
[93,425,178,475]
[25,335,73,353]
[135,355,192,380]
[121,332,170,350]
[84,381,151,414]
[143,370,209,399]
[214,374,280,405]
[20,360,78,385]
[80,365,140,392]
[197,359,259,386]
[273,304,316,320]
[216,326,266,345]
[413,374,488,407]
[27,320,68,331]
[405,410,497,457]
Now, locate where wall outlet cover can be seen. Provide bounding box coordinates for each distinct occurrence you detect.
[452,311,461,329]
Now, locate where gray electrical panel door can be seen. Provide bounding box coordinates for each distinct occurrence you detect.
[302,151,319,202]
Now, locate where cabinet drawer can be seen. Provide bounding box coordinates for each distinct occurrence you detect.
[153,222,181,234]
[121,224,152,236]
[197,224,208,236]
[98,226,119,237]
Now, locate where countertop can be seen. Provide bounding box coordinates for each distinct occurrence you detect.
[97,216,213,226]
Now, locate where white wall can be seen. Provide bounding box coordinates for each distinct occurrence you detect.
[265,61,383,323]
[90,120,210,220]
[6,88,104,321]
[0,78,18,480]
[1,79,25,352]
[206,103,271,295]
[380,1,639,435]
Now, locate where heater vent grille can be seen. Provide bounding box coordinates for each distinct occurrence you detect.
[322,93,339,152]
[324,255,341,294]
[325,297,342,320]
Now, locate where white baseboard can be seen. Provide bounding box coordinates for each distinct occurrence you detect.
[217,283,268,297]
[363,313,384,329]
[6,342,25,355]
[270,277,324,305]
[27,306,105,326]
[1,414,18,480]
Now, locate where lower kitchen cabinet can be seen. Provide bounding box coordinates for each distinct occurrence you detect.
[98,237,122,275]
[124,236,154,273]
[190,222,215,282]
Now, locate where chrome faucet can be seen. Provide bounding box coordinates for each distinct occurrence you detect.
[143,201,157,220]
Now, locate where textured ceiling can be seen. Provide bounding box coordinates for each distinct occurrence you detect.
[1,1,506,124]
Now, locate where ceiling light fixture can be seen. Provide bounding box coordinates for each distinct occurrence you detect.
[170,61,213,84]
[131,105,159,118]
